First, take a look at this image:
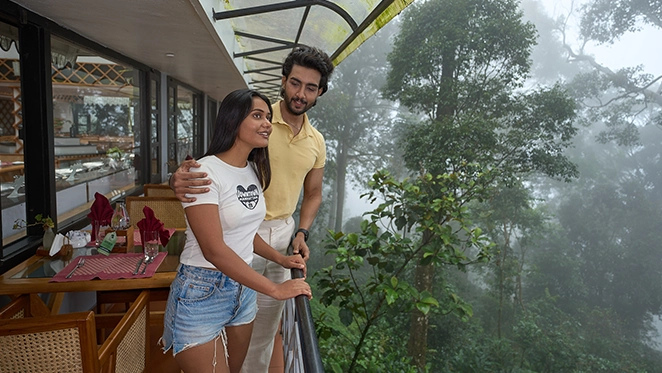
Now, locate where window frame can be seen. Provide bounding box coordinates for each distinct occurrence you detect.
[0,4,155,273]
[166,77,204,176]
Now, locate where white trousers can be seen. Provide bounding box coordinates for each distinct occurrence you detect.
[241,217,295,373]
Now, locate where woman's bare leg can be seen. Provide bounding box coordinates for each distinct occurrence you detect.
[175,336,229,373]
[226,323,254,373]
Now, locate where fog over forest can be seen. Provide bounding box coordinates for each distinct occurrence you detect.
[304,0,662,371]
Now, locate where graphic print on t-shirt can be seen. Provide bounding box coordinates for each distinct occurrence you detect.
[237,184,259,210]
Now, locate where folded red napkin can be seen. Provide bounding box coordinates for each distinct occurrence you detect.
[88,192,114,239]
[136,206,171,247]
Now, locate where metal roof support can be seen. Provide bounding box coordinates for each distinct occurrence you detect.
[244,56,282,66]
[244,67,281,74]
[292,4,310,50]
[331,0,396,61]
[234,44,292,58]
[212,0,359,31]
[250,78,281,85]
[234,31,293,47]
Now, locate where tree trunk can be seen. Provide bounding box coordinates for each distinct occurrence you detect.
[332,71,357,232]
[496,221,511,339]
[407,50,455,367]
[333,143,347,232]
[328,181,337,229]
[408,232,434,371]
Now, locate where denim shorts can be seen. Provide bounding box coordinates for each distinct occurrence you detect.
[160,264,257,356]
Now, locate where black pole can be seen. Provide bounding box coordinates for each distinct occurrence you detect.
[289,243,324,372]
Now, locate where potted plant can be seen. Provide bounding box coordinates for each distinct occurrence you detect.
[106,146,124,160]
[106,146,125,169]
[14,214,56,249]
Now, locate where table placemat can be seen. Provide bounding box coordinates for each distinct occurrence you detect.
[50,252,167,282]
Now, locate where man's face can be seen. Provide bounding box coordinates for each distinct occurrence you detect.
[281,64,323,116]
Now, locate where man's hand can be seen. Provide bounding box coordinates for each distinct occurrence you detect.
[291,234,310,261]
[169,159,211,203]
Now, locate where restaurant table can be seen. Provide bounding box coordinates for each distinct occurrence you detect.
[0,230,186,314]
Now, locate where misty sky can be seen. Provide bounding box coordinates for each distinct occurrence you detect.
[541,0,662,77]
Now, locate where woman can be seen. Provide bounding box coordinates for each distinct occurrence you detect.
[160,89,311,373]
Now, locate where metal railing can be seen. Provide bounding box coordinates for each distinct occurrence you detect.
[282,244,324,373]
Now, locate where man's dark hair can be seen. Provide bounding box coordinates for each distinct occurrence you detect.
[281,45,335,96]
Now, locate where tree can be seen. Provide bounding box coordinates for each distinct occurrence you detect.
[528,120,662,337]
[470,183,546,339]
[557,0,662,144]
[312,21,401,233]
[511,1,662,366]
[82,103,131,136]
[542,0,662,335]
[580,0,662,44]
[381,0,578,369]
[317,169,491,372]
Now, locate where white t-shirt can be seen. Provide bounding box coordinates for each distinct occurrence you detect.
[179,155,266,268]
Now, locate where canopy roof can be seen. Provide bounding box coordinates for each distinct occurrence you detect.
[215,0,414,99]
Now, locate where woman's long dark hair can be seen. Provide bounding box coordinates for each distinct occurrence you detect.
[204,89,272,190]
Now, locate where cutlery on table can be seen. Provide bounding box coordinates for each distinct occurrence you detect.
[65,257,86,279]
[132,258,144,275]
[140,257,154,275]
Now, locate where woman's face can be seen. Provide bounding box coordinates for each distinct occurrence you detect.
[236,96,272,149]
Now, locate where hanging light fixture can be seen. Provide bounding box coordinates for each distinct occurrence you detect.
[50,40,79,70]
[0,22,19,52]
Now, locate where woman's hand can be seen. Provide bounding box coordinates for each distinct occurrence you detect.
[271,278,312,300]
[279,254,307,276]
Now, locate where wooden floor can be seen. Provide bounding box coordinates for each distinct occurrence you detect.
[146,301,284,372]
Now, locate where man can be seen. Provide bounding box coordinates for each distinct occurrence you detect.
[169,45,334,372]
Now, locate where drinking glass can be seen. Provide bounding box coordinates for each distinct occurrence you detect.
[93,220,109,247]
[143,231,159,261]
[111,201,130,230]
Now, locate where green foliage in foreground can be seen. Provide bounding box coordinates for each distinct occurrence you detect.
[314,299,421,373]
[313,169,662,372]
[314,169,492,372]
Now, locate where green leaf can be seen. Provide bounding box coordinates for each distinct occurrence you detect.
[385,288,398,305]
[339,307,353,327]
[420,296,439,307]
[416,303,431,315]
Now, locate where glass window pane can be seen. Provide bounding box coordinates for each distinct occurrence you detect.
[0,22,26,247]
[176,86,194,162]
[51,36,140,224]
[167,85,176,175]
[207,98,217,149]
[150,76,160,183]
[166,83,201,176]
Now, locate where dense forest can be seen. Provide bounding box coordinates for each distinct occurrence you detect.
[303,0,662,372]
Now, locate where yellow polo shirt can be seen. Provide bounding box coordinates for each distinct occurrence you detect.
[264,101,326,220]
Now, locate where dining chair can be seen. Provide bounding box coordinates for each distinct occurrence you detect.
[0,290,150,373]
[126,196,186,230]
[0,294,51,319]
[143,183,175,197]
